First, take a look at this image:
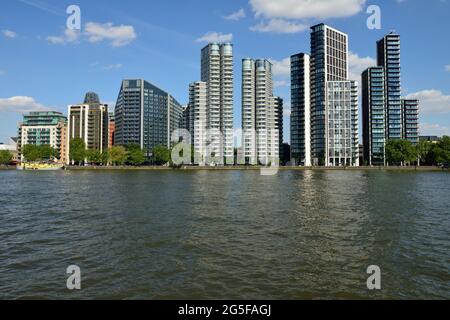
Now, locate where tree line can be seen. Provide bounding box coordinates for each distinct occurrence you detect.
[385,136,450,166]
[68,138,172,166]
[0,144,59,165]
[2,136,449,167]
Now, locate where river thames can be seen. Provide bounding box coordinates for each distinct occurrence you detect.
[0,170,449,299]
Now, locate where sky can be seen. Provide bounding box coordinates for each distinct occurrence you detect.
[1,0,450,144]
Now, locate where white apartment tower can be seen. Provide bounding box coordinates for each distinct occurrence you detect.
[325,81,359,166]
[201,43,234,164]
[188,81,208,164]
[242,58,279,165]
[67,92,109,164]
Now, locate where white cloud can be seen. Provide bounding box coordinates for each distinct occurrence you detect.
[348,51,376,82]
[283,104,292,117]
[250,0,366,20]
[224,8,246,21]
[84,22,137,47]
[406,89,450,115]
[445,65,450,72]
[47,28,80,44]
[274,80,289,88]
[420,123,450,136]
[250,19,308,34]
[0,96,50,113]
[195,32,233,43]
[103,63,123,71]
[269,58,291,90]
[47,36,65,44]
[269,57,291,77]
[2,29,17,38]
[47,23,136,47]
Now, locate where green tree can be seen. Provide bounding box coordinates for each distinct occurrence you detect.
[69,138,86,165]
[416,140,432,166]
[0,150,13,165]
[439,136,450,163]
[152,145,170,165]
[38,145,56,160]
[425,144,437,165]
[386,140,416,166]
[100,150,109,165]
[386,140,402,165]
[126,144,146,166]
[86,150,105,165]
[108,146,128,166]
[22,145,41,162]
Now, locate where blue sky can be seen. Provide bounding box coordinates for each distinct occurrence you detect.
[1,0,449,144]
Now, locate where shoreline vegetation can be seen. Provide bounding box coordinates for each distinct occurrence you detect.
[1,165,448,172]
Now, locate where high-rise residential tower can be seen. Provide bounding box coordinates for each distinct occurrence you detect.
[241,58,279,165]
[310,23,349,165]
[188,81,208,164]
[362,67,386,166]
[114,79,183,158]
[201,43,234,164]
[275,96,284,160]
[402,99,419,145]
[377,32,402,140]
[67,92,109,163]
[325,81,359,166]
[18,111,67,162]
[290,53,311,166]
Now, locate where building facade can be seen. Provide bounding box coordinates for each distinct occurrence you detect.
[60,122,68,164]
[310,24,349,165]
[241,58,279,165]
[402,99,419,145]
[362,66,386,166]
[18,111,67,162]
[114,79,183,158]
[377,32,402,140]
[275,96,284,161]
[201,43,234,164]
[108,112,115,148]
[188,81,208,164]
[325,81,359,166]
[67,92,109,163]
[290,53,311,166]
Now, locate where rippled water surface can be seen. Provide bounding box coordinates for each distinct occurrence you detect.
[0,170,449,299]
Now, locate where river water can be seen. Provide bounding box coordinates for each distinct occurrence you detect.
[0,170,449,299]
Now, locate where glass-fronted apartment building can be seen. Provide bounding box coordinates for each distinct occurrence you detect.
[325,81,359,167]
[402,99,419,145]
[114,79,183,158]
[275,96,284,160]
[290,53,311,166]
[310,24,349,165]
[362,67,386,166]
[377,32,402,140]
[17,111,67,162]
